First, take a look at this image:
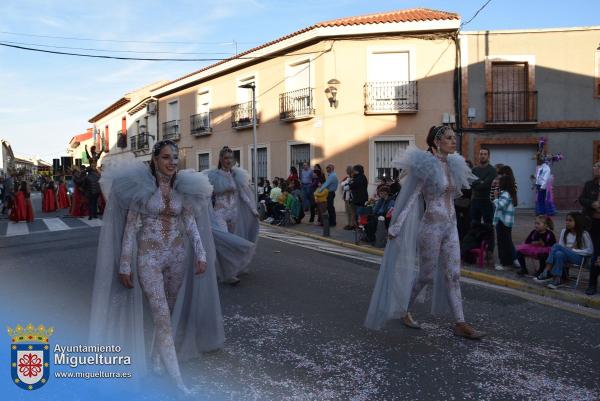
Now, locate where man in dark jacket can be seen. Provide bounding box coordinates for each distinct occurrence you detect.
[84,167,101,220]
[349,164,368,227]
[579,161,600,295]
[470,147,496,253]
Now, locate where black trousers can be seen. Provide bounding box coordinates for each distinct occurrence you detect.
[470,198,495,253]
[87,193,99,218]
[495,221,515,266]
[588,218,600,289]
[326,192,336,226]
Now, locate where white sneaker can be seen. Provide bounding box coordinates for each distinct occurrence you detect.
[494,265,505,271]
[513,259,521,268]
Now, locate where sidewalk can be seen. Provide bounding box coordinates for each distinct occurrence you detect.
[262,209,600,310]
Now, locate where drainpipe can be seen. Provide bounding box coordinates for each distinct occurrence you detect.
[453,31,463,155]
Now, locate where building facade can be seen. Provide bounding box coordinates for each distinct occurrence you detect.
[87,81,167,167]
[150,8,461,207]
[460,26,600,208]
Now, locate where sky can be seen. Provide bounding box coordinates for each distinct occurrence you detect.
[1,0,599,162]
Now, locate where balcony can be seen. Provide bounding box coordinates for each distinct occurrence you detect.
[116,130,127,148]
[190,112,212,136]
[130,134,150,153]
[486,91,538,124]
[231,101,258,129]
[364,81,418,114]
[162,120,180,140]
[279,88,315,121]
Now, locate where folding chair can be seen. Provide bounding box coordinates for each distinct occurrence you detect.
[567,256,590,290]
[469,240,489,268]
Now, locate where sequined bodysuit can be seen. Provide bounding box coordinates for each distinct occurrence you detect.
[389,155,465,322]
[119,173,206,383]
[213,169,255,233]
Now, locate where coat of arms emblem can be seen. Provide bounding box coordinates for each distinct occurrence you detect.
[8,323,53,390]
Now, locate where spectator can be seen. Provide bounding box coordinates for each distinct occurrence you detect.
[317,164,338,227]
[515,215,556,276]
[470,147,496,252]
[2,172,15,214]
[300,162,314,212]
[349,165,368,228]
[287,166,300,189]
[263,180,272,198]
[493,174,518,270]
[535,212,593,289]
[308,165,324,223]
[389,178,401,199]
[84,167,101,220]
[578,161,600,295]
[269,179,282,203]
[313,178,329,226]
[535,155,555,216]
[340,166,354,230]
[365,186,395,242]
[489,163,505,202]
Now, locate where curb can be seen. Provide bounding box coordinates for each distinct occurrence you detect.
[261,222,600,311]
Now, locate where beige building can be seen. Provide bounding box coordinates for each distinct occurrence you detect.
[150,8,462,206]
[460,26,600,208]
[87,81,167,166]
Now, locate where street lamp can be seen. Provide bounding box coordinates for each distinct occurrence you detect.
[238,82,258,205]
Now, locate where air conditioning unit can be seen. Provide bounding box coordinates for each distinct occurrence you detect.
[147,102,157,115]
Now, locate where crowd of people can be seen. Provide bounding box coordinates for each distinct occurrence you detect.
[0,146,107,223]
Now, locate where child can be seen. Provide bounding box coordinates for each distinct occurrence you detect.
[493,175,518,270]
[515,215,556,276]
[535,211,593,289]
[313,179,329,226]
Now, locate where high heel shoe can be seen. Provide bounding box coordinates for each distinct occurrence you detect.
[401,313,421,329]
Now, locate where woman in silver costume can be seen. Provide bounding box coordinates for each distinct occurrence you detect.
[89,140,224,395]
[205,146,259,285]
[365,126,486,340]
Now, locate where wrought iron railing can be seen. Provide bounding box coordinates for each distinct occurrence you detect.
[130,134,149,152]
[486,91,538,123]
[162,120,180,140]
[364,81,418,113]
[231,101,258,129]
[279,88,315,121]
[190,112,212,135]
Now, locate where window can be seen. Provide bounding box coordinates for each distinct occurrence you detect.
[290,143,310,171]
[232,149,241,167]
[366,50,417,113]
[285,59,312,91]
[374,140,408,180]
[250,147,268,182]
[167,100,179,121]
[485,56,536,123]
[237,76,256,104]
[198,90,210,114]
[197,153,210,172]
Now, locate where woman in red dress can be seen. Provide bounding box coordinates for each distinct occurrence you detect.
[57,177,70,209]
[69,168,88,217]
[42,181,57,213]
[10,181,34,222]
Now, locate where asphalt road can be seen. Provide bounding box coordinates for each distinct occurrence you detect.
[1,226,599,401]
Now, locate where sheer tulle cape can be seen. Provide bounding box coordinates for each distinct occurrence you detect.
[365,147,475,330]
[89,161,224,379]
[205,167,259,280]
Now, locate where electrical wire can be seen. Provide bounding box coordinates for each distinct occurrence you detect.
[461,0,493,27]
[0,30,258,45]
[0,40,236,55]
[0,41,331,61]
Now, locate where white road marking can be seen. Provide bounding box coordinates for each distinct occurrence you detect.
[42,218,71,231]
[5,222,29,236]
